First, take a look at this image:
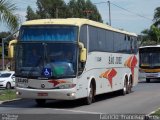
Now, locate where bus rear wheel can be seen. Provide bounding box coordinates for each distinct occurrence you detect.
[35,99,46,106]
[127,77,132,94]
[85,83,94,105]
[120,79,128,95]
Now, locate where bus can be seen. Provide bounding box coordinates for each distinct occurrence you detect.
[139,45,160,82]
[15,18,138,105]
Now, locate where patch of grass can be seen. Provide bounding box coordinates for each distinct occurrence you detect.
[151,109,160,117]
[0,90,16,101]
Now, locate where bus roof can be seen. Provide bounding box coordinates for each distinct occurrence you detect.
[22,18,137,37]
[139,45,160,49]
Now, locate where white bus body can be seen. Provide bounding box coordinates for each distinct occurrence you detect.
[15,18,138,105]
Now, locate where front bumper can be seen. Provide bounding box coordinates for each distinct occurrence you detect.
[145,72,160,79]
[16,87,77,100]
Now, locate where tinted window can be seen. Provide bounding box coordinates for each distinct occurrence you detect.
[19,26,78,42]
[0,73,11,78]
[88,26,98,52]
[81,25,137,54]
[139,47,160,68]
[16,43,77,78]
[114,32,126,53]
[80,25,87,48]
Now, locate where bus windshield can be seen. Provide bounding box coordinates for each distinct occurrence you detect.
[19,25,78,42]
[139,47,160,68]
[15,43,77,79]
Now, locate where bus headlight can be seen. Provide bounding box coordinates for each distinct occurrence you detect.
[58,84,76,89]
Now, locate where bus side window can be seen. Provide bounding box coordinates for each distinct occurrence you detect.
[79,25,87,49]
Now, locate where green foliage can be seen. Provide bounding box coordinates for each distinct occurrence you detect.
[25,0,102,22]
[0,0,19,31]
[141,6,160,46]
[141,26,160,46]
[151,109,160,117]
[26,6,39,20]
[36,0,68,19]
[68,0,102,22]
[153,7,160,26]
[151,25,160,43]
[0,31,13,57]
[0,31,12,39]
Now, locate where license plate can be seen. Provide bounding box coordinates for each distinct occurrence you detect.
[17,78,28,83]
[38,93,48,96]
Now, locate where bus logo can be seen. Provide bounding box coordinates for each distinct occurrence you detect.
[41,84,45,88]
[124,55,138,80]
[100,68,117,88]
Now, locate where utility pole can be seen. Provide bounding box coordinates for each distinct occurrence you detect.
[2,38,5,70]
[108,1,111,26]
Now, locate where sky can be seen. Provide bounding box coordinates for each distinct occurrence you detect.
[0,0,160,35]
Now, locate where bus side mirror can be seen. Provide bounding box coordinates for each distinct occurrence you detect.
[79,42,87,62]
[8,40,17,58]
[80,48,87,62]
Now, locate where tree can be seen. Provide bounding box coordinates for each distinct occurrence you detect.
[68,0,102,22]
[36,0,68,18]
[85,0,102,22]
[68,0,85,18]
[26,0,103,22]
[0,32,13,57]
[153,7,160,26]
[141,25,160,45]
[140,29,156,46]
[0,0,19,31]
[26,6,39,21]
[141,7,160,46]
[151,25,160,43]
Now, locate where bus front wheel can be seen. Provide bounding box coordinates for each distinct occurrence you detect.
[85,83,94,105]
[35,99,46,106]
[127,77,132,94]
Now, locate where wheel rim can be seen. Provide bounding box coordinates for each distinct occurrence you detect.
[123,81,127,94]
[128,80,132,93]
[89,88,93,99]
[88,85,93,104]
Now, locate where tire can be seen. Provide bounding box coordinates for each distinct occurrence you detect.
[6,82,11,89]
[120,79,128,95]
[85,83,94,105]
[146,78,150,83]
[127,78,132,94]
[35,99,46,106]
